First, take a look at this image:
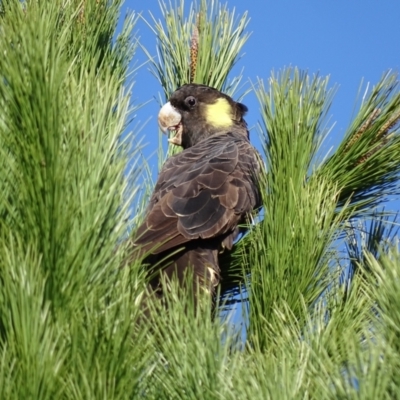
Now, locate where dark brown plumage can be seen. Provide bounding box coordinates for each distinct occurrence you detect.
[134,84,261,301]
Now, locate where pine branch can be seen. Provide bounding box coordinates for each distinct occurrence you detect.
[143,0,250,157]
[319,72,400,217]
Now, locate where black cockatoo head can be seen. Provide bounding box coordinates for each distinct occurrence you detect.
[158,84,249,149]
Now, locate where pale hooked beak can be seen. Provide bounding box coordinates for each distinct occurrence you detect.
[158,102,183,146]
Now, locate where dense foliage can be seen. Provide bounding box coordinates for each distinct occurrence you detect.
[0,1,399,398]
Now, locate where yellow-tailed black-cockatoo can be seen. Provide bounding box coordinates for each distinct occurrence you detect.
[134,84,261,301]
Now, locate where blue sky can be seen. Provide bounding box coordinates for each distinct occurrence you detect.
[123,0,400,169]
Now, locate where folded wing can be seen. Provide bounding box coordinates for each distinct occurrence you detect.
[135,133,260,254]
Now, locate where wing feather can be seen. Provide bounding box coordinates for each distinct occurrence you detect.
[135,132,260,254]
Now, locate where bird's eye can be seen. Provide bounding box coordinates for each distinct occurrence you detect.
[185,96,196,107]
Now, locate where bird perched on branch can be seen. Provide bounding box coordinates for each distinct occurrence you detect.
[134,84,261,302]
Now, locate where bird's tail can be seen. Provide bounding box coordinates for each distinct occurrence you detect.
[148,241,220,298]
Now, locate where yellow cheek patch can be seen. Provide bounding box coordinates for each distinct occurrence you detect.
[204,98,232,128]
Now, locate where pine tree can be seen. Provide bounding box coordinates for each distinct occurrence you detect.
[1,0,400,398]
